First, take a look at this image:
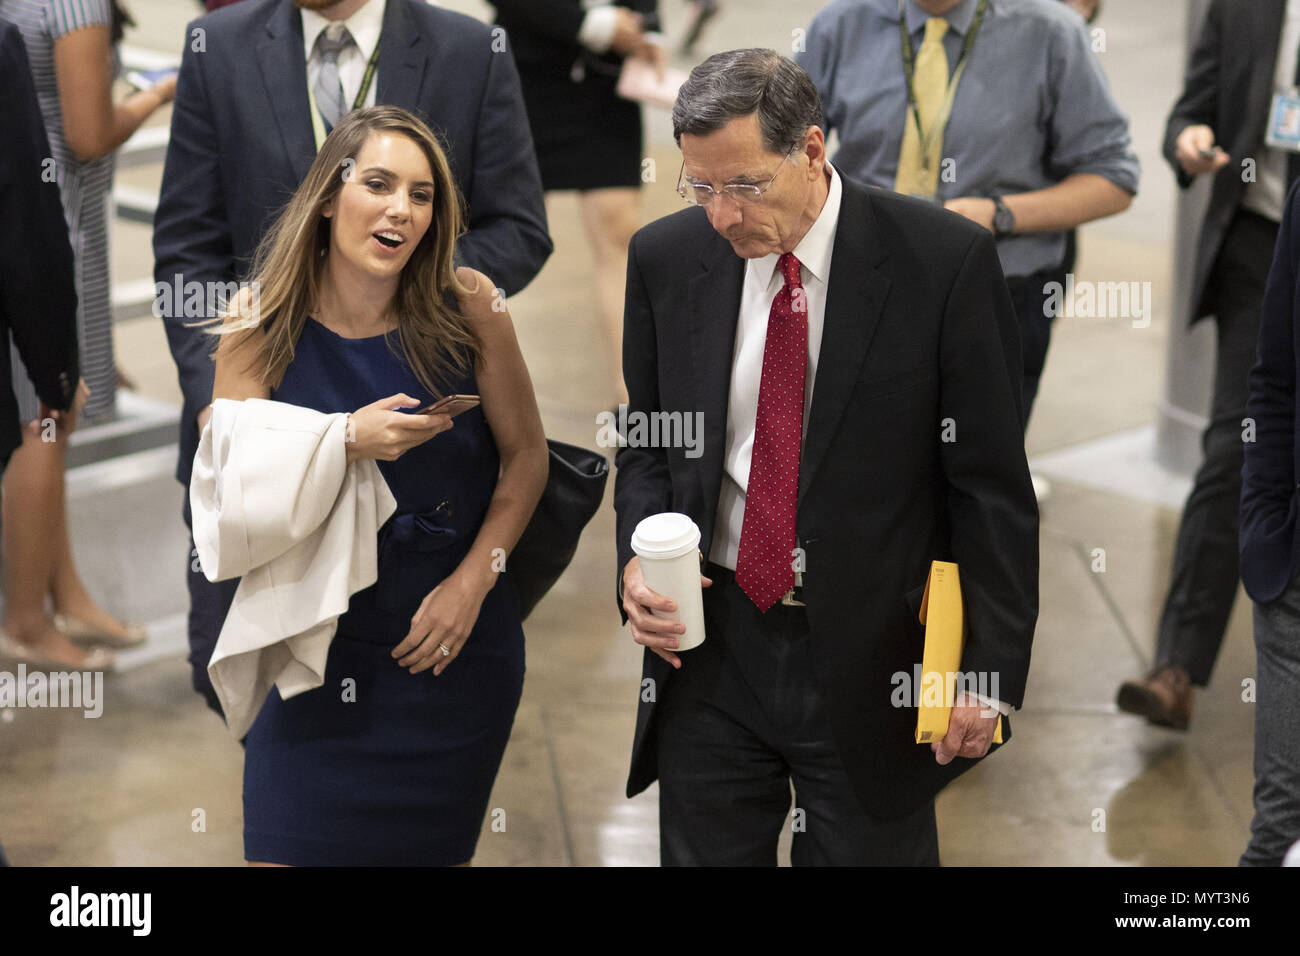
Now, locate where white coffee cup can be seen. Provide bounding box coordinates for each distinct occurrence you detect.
[631,512,707,651]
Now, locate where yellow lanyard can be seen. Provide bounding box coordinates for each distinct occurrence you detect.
[308,35,381,152]
[898,0,986,173]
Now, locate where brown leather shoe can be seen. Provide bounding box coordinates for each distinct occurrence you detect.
[1116,665,1193,730]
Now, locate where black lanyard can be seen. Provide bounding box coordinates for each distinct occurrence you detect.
[353,36,381,110]
[898,0,987,153]
[311,33,382,148]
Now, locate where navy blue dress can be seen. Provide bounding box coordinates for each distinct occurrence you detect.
[242,316,525,866]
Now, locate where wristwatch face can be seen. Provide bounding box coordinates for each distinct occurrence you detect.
[994,200,1015,236]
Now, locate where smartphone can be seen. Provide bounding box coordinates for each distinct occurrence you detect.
[126,67,177,93]
[409,394,480,418]
[1197,146,1223,159]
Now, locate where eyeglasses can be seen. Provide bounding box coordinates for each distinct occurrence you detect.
[676,147,799,207]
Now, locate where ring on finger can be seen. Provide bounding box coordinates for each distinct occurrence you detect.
[438,642,451,657]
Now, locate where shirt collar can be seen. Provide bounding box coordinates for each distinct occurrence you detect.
[748,164,842,290]
[302,0,387,65]
[893,0,980,37]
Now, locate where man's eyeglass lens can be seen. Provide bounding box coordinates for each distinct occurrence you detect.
[679,183,765,206]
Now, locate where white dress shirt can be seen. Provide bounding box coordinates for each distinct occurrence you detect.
[301,0,386,115]
[708,164,840,572]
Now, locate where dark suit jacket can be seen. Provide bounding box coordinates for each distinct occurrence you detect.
[0,21,79,467]
[1241,179,1300,604]
[154,0,552,487]
[614,176,1040,819]
[1163,0,1287,325]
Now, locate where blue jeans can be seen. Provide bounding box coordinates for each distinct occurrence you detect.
[1241,572,1300,865]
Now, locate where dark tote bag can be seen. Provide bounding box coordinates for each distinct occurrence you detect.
[510,439,609,620]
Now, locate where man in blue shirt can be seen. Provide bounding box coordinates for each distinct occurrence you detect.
[799,0,1138,433]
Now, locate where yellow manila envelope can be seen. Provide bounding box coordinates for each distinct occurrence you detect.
[914,561,1003,746]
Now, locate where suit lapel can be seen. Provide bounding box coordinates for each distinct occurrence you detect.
[258,0,315,184]
[690,233,744,553]
[797,180,890,507]
[1246,0,1287,137]
[376,0,427,114]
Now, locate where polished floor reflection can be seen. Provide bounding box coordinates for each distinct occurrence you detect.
[0,0,1254,866]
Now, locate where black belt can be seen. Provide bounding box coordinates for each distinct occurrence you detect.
[705,562,806,608]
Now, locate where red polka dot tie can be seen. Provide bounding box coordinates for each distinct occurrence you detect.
[736,252,807,612]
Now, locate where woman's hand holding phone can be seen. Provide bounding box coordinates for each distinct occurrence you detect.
[345,393,452,462]
[409,394,480,417]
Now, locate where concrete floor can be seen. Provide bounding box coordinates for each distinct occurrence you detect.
[0,1,1259,865]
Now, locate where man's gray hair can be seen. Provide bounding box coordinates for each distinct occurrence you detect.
[671,48,824,155]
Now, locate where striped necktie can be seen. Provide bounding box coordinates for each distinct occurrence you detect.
[312,23,355,132]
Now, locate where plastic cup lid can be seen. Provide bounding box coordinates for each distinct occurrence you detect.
[631,512,701,560]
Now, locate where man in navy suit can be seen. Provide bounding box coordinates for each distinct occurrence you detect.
[1239,179,1300,867]
[154,0,551,717]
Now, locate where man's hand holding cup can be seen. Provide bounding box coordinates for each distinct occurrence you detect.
[623,555,712,670]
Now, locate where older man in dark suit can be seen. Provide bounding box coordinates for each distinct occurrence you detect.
[154,0,551,718]
[614,49,1038,865]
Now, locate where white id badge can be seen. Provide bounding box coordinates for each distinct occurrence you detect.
[1265,89,1300,152]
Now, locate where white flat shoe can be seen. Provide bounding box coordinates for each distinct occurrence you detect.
[0,628,116,672]
[53,612,148,650]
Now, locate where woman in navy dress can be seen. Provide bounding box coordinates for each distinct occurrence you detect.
[204,106,548,866]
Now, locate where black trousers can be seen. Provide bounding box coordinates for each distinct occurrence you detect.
[655,564,940,866]
[181,488,238,720]
[1157,210,1278,686]
[1005,263,1069,430]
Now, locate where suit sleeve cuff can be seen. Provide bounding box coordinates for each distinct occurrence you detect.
[972,693,1012,717]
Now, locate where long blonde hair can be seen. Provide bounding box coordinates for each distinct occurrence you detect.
[195,105,481,398]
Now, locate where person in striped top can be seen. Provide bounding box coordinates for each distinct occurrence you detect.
[0,0,172,668]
